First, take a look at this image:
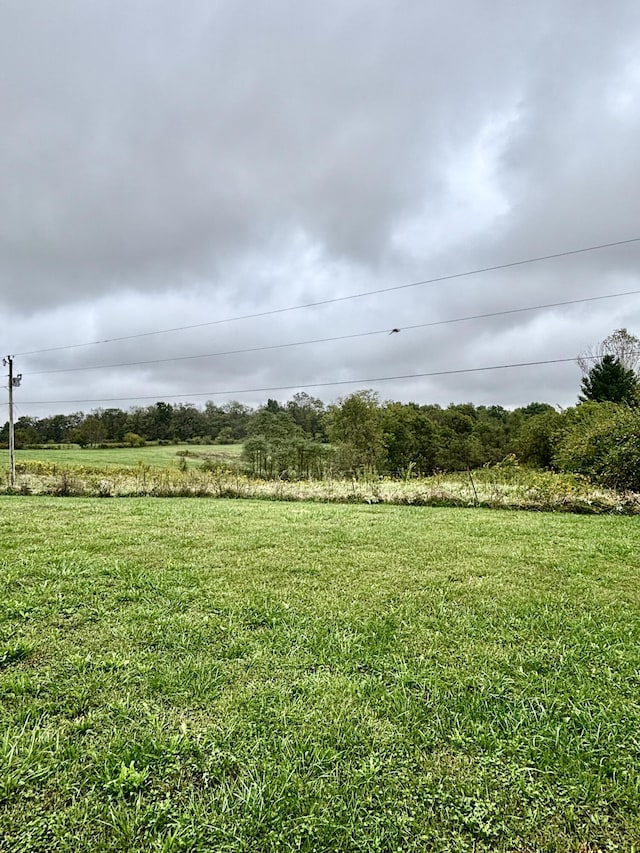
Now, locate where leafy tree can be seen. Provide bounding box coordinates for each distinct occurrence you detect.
[170,404,207,441]
[38,413,83,443]
[124,407,149,440]
[579,354,639,405]
[381,402,437,475]
[432,406,482,471]
[516,402,556,418]
[149,401,174,441]
[220,401,252,440]
[554,402,640,490]
[14,419,41,448]
[265,398,284,414]
[243,408,328,478]
[95,408,128,442]
[78,415,107,447]
[328,390,385,474]
[215,426,236,444]
[124,432,146,447]
[247,407,301,441]
[203,402,226,439]
[244,407,306,478]
[286,392,327,440]
[243,435,271,477]
[513,409,563,468]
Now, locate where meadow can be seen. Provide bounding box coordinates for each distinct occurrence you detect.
[2,445,640,513]
[8,444,242,470]
[1,497,639,851]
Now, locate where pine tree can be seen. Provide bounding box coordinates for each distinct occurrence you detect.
[579,354,639,405]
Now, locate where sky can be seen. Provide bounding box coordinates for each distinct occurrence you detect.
[2,0,640,421]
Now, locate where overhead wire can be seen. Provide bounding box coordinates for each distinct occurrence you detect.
[22,287,640,376]
[16,351,640,406]
[13,235,640,357]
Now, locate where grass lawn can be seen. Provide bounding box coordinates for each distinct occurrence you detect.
[7,444,242,470]
[1,498,639,851]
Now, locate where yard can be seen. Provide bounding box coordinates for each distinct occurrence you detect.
[1,498,639,851]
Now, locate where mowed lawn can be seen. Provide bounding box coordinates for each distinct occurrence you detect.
[1,498,639,852]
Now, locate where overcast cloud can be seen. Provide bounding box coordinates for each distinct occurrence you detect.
[2,0,640,419]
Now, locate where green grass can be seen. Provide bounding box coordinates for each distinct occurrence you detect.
[1,498,639,851]
[5,444,242,470]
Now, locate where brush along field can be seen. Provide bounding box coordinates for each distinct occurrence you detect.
[3,451,640,513]
[1,498,639,852]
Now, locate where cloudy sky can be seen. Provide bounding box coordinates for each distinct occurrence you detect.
[2,0,640,420]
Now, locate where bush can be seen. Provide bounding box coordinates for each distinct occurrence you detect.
[554,402,640,491]
[124,432,146,447]
[215,427,236,444]
[514,410,563,468]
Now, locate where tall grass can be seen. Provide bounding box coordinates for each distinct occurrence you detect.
[2,456,639,513]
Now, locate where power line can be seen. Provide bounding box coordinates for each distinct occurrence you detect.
[14,235,640,357]
[24,287,640,376]
[15,351,627,406]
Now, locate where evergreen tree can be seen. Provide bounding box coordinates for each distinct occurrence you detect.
[579,354,639,405]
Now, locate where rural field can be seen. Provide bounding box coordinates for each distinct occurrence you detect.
[9,444,243,470]
[1,497,639,851]
[3,446,640,513]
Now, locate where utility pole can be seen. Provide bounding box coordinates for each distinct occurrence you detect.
[3,356,22,488]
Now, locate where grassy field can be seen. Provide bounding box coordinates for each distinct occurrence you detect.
[6,444,242,470]
[3,446,640,514]
[1,497,639,851]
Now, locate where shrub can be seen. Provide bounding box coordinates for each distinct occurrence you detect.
[513,409,563,468]
[554,402,640,491]
[124,432,146,447]
[215,427,236,444]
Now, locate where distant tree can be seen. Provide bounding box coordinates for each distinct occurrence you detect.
[215,426,235,444]
[95,408,128,442]
[124,432,146,447]
[78,415,107,447]
[265,398,284,414]
[242,407,328,478]
[220,401,252,440]
[554,402,640,490]
[579,354,639,405]
[38,413,82,443]
[328,390,385,473]
[124,407,149,440]
[513,409,563,468]
[515,402,556,418]
[243,434,271,477]
[286,392,327,440]
[247,407,301,441]
[149,401,174,441]
[203,402,226,439]
[432,405,484,471]
[170,404,207,441]
[578,328,640,377]
[381,402,437,475]
[13,416,41,448]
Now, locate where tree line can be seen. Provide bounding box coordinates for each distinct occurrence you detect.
[2,391,639,488]
[3,329,639,489]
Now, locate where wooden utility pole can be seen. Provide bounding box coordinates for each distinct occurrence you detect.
[3,356,22,488]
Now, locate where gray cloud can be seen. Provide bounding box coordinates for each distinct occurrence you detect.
[1,1,640,416]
